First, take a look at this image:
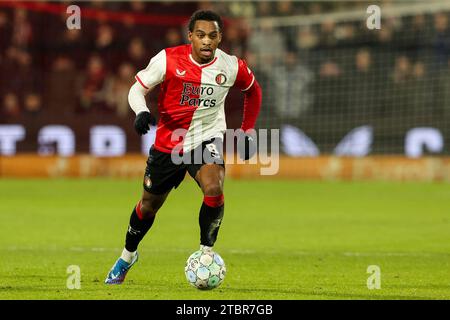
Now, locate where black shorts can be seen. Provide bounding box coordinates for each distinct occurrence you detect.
[143,138,225,195]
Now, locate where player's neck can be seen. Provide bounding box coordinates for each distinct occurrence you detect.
[190,51,215,65]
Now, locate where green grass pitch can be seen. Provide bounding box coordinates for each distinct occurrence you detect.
[0,178,449,299]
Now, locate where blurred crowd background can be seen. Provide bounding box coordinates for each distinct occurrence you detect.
[1,0,450,154]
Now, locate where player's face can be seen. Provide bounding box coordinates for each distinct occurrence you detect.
[188,20,222,64]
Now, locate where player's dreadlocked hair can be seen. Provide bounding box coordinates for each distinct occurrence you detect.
[188,10,223,32]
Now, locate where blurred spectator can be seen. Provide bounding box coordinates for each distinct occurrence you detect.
[157,1,199,15]
[378,24,394,44]
[128,37,149,70]
[11,8,32,49]
[308,3,323,15]
[334,22,358,67]
[355,19,377,47]
[404,14,432,62]
[275,1,302,51]
[355,48,371,73]
[119,13,139,45]
[221,22,246,57]
[23,93,42,117]
[346,48,379,116]
[393,55,411,83]
[46,56,79,115]
[1,46,40,97]
[318,19,337,49]
[248,19,286,72]
[436,57,450,118]
[0,46,15,97]
[313,61,344,115]
[2,92,20,118]
[105,62,136,118]
[95,24,118,67]
[276,1,295,17]
[54,29,88,69]
[409,61,432,116]
[227,1,255,19]
[90,0,107,10]
[272,51,314,123]
[433,12,450,68]
[372,24,395,82]
[200,1,228,17]
[334,23,356,46]
[296,26,319,51]
[385,55,413,116]
[164,28,183,48]
[79,55,108,113]
[0,11,12,56]
[130,0,147,13]
[255,2,272,17]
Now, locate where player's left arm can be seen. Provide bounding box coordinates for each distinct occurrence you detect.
[241,79,262,132]
[235,58,262,159]
[235,58,262,131]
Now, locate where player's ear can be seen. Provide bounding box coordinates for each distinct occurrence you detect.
[218,32,222,44]
[188,31,193,42]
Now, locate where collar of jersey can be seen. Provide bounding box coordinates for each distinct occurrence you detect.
[188,53,218,68]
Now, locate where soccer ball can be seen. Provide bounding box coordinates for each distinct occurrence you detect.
[184,250,226,290]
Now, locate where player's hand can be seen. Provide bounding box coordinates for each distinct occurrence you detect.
[134,111,151,135]
[237,130,257,160]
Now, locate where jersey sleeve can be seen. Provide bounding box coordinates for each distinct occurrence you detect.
[135,49,166,90]
[234,58,255,92]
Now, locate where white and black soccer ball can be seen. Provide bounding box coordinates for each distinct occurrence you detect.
[184,250,226,290]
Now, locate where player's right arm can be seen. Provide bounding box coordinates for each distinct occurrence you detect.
[128,49,166,135]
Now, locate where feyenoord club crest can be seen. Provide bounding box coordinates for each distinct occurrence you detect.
[215,73,227,85]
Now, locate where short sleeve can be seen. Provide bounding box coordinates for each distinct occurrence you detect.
[234,58,255,91]
[135,50,166,90]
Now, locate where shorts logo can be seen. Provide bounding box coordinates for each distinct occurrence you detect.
[144,175,152,189]
[206,143,220,159]
[215,73,227,85]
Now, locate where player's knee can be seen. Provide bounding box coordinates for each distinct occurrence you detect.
[139,200,159,219]
[202,183,223,197]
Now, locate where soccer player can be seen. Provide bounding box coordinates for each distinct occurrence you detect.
[105,10,262,284]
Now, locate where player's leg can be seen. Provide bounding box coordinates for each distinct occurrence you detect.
[105,145,186,284]
[122,145,186,258]
[186,139,226,251]
[123,189,169,261]
[194,163,225,251]
[105,190,170,285]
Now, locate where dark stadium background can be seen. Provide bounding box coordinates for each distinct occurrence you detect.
[1,0,449,156]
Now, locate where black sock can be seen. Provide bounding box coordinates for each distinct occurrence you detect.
[199,203,224,247]
[125,206,155,252]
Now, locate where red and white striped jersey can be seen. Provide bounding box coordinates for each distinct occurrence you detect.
[135,44,255,153]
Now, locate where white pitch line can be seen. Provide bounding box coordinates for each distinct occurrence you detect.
[3,246,448,258]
